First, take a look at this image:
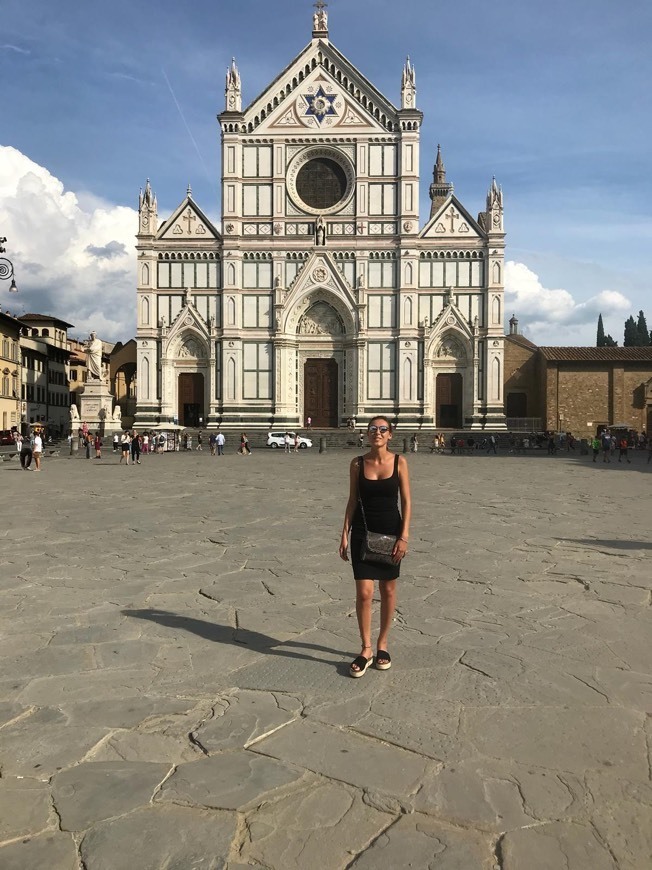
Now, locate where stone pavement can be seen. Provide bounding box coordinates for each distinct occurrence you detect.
[0,446,650,869]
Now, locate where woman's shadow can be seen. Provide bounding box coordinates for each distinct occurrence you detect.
[122,608,353,675]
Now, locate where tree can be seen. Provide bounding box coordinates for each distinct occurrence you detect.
[596,313,605,346]
[624,315,638,346]
[603,333,618,347]
[636,310,650,346]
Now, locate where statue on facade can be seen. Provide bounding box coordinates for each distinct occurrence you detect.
[113,404,122,422]
[315,215,326,246]
[313,0,328,31]
[86,331,103,380]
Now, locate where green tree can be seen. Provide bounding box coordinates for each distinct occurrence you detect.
[636,310,650,346]
[603,333,618,347]
[596,313,605,346]
[624,315,638,346]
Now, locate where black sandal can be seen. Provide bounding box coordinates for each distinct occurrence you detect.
[375,650,392,670]
[349,654,373,678]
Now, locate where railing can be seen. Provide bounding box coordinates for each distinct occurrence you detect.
[505,417,543,431]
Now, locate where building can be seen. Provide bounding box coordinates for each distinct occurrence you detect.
[504,318,652,436]
[19,313,73,433]
[0,309,22,432]
[135,6,506,430]
[109,339,137,428]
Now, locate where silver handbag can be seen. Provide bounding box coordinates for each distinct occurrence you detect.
[357,458,397,566]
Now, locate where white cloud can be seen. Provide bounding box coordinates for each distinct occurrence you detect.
[0,146,137,342]
[504,260,630,345]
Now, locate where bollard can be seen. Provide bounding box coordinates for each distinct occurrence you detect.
[319,437,326,454]
[70,438,78,455]
[403,438,408,454]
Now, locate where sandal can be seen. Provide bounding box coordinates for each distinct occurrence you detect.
[375,650,392,670]
[349,653,374,678]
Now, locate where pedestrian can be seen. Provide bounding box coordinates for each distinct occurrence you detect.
[546,433,555,455]
[142,433,149,454]
[429,435,439,454]
[32,431,43,471]
[239,432,251,455]
[358,430,364,449]
[131,431,142,465]
[120,431,131,464]
[284,432,291,454]
[294,432,300,453]
[591,435,600,462]
[113,432,119,452]
[306,416,312,430]
[339,416,411,678]
[209,433,217,456]
[183,432,188,451]
[94,432,102,459]
[85,432,92,459]
[20,434,33,470]
[15,432,23,457]
[487,434,497,455]
[618,436,631,464]
[196,432,203,451]
[601,430,611,463]
[157,432,166,454]
[450,435,457,455]
[217,431,225,456]
[410,433,418,453]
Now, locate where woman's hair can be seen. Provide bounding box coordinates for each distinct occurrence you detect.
[368,416,393,432]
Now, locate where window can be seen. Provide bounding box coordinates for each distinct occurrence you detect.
[368,183,397,215]
[243,185,273,216]
[1,376,8,396]
[243,342,272,399]
[368,145,397,177]
[368,260,396,288]
[243,261,273,289]
[242,295,272,328]
[419,257,484,288]
[157,260,220,289]
[335,259,356,287]
[2,339,8,359]
[368,295,396,328]
[243,146,272,178]
[367,342,396,400]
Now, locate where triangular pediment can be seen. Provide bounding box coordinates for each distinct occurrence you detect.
[420,195,486,240]
[281,251,357,334]
[166,298,210,347]
[425,293,475,359]
[157,197,221,242]
[242,40,399,135]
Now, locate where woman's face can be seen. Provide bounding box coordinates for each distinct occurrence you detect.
[367,418,392,446]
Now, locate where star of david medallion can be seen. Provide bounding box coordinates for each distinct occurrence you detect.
[303,86,337,124]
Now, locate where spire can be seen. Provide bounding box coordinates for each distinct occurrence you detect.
[225,57,242,112]
[138,178,157,235]
[401,56,416,108]
[139,178,154,211]
[429,145,454,217]
[485,176,504,231]
[312,0,329,38]
[187,182,193,199]
[509,314,519,335]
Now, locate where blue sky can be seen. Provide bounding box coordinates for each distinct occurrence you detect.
[1,0,650,343]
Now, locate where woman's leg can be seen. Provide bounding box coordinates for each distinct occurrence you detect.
[377,579,397,660]
[352,579,374,670]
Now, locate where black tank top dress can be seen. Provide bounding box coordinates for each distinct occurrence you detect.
[350,454,402,581]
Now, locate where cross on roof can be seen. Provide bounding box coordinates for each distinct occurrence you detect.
[314,0,327,12]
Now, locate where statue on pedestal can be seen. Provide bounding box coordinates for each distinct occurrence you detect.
[70,404,80,421]
[86,331,103,381]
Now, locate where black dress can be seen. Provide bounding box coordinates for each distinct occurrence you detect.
[350,454,402,581]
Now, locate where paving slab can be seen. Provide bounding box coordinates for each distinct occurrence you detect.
[1,449,651,868]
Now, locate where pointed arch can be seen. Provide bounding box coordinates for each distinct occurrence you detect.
[402,357,413,401]
[493,262,501,284]
[227,263,236,285]
[404,296,413,326]
[141,357,150,401]
[404,262,413,285]
[492,357,501,401]
[227,357,236,401]
[492,295,501,324]
[141,296,150,326]
[141,264,150,285]
[226,297,236,326]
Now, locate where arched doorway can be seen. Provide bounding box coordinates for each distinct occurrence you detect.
[304,359,338,427]
[178,373,204,427]
[436,373,463,428]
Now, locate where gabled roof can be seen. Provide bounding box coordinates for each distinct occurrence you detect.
[20,313,75,329]
[419,195,486,241]
[539,347,652,362]
[505,333,538,350]
[156,196,221,242]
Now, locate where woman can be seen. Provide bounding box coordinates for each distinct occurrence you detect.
[32,431,43,471]
[120,431,131,464]
[240,432,251,455]
[94,432,102,459]
[339,417,411,677]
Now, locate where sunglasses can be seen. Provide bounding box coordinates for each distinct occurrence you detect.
[368,425,390,434]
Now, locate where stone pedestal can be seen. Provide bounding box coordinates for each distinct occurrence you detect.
[79,380,117,431]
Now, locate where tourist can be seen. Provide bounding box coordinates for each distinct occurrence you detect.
[183,432,188,451]
[196,432,203,451]
[294,432,300,453]
[216,431,225,456]
[450,435,457,455]
[306,416,312,430]
[591,435,601,462]
[209,432,217,456]
[15,432,23,457]
[157,432,166,454]
[410,433,418,453]
[284,432,291,454]
[20,434,33,470]
[113,432,119,452]
[339,416,411,678]
[487,434,498,455]
[618,436,631,464]
[32,430,43,471]
[601,430,611,463]
[239,432,251,455]
[358,430,364,449]
[94,432,102,459]
[142,433,149,454]
[429,435,439,454]
[546,433,555,455]
[120,431,131,464]
[131,431,142,465]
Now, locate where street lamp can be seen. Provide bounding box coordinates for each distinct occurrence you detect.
[0,237,18,292]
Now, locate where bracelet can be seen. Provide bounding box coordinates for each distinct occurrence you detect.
[399,537,409,544]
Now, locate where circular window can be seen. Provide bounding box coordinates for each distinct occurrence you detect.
[287,147,355,215]
[296,158,347,211]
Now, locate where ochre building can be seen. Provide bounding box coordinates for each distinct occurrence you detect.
[135,7,506,431]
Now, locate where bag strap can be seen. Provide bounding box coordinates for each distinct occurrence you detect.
[357,457,369,533]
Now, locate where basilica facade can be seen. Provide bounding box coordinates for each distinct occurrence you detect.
[135,6,506,430]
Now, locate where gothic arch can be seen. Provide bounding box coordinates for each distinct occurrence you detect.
[282,287,356,336]
[167,329,209,361]
[141,296,150,326]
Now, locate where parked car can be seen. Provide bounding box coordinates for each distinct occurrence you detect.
[0,429,17,445]
[266,431,313,449]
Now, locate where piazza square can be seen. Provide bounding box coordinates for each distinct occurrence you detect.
[0,446,650,868]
